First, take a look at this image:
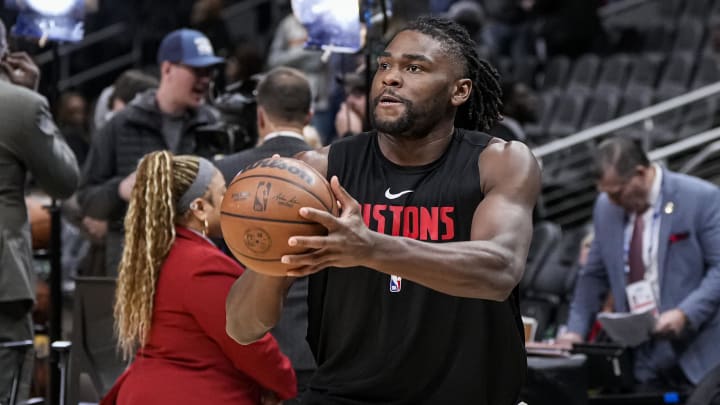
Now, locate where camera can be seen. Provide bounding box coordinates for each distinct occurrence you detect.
[209,76,260,154]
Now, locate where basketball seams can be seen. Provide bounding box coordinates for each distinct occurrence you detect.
[228,244,284,262]
[220,211,320,225]
[232,173,334,213]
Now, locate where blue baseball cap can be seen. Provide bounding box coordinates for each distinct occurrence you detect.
[157,29,224,67]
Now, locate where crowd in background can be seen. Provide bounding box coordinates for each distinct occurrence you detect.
[10,0,612,284]
[7,0,720,404]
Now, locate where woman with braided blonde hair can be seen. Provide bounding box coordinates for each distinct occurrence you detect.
[101,151,296,405]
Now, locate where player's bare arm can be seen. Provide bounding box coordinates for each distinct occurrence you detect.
[284,140,541,300]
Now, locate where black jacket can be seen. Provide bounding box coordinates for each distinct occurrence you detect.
[215,134,312,184]
[77,90,228,274]
[78,90,226,223]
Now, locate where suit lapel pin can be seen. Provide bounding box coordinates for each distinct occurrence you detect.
[664,201,674,215]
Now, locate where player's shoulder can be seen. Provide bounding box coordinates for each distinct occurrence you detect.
[478,137,541,191]
[478,135,535,164]
[295,145,331,177]
[455,128,493,148]
[454,129,534,162]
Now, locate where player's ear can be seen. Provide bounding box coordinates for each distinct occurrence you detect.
[451,78,472,107]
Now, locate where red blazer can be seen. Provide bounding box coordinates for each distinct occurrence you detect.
[101,226,296,404]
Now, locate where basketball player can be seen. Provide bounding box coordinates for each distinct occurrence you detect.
[226,16,541,404]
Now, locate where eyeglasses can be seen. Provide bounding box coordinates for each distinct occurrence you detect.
[174,63,215,78]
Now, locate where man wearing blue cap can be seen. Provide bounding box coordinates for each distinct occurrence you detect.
[78,29,229,276]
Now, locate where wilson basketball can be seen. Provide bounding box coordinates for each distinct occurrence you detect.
[220,157,339,276]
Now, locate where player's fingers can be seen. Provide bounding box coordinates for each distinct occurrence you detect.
[282,247,335,266]
[288,235,327,249]
[330,176,359,216]
[298,206,339,230]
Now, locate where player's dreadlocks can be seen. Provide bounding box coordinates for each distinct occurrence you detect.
[404,16,502,132]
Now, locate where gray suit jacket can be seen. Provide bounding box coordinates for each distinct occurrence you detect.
[567,168,720,384]
[0,80,80,304]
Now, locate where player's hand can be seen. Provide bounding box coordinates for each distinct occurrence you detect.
[0,52,40,91]
[281,176,375,276]
[653,309,687,338]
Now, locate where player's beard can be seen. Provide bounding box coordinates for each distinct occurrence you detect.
[374,95,444,140]
[371,92,448,139]
[371,97,416,137]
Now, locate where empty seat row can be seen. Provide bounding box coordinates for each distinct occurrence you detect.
[524,89,719,146]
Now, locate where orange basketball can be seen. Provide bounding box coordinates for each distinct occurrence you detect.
[220,157,339,276]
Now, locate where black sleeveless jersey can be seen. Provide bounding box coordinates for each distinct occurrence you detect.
[303,130,526,405]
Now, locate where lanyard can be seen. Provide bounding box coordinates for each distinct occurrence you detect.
[623,202,662,275]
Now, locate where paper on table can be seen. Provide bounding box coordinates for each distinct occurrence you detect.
[597,310,657,347]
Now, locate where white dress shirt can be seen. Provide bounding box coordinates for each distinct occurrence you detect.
[624,163,663,301]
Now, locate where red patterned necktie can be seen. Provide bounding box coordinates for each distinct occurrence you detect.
[628,214,645,284]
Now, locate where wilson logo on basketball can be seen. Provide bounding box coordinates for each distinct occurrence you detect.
[245,159,316,186]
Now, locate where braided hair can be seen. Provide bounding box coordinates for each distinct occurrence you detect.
[114,151,204,359]
[403,16,502,132]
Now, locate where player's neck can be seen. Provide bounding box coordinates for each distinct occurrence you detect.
[378,124,455,167]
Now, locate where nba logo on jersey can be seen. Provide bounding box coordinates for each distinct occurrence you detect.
[389,275,402,293]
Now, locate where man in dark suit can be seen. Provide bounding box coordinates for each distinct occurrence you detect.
[216,66,313,182]
[215,66,314,403]
[0,19,80,403]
